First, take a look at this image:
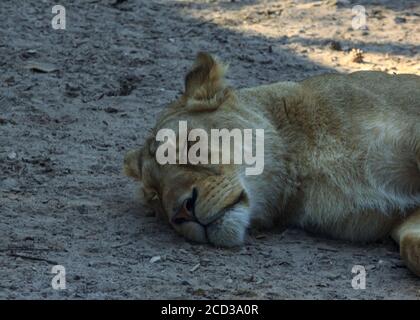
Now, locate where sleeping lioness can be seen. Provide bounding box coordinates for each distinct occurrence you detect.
[124,53,420,276]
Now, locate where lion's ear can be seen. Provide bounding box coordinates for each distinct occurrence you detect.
[184,52,228,100]
[123,149,142,180]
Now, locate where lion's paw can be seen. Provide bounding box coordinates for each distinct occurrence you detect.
[400,232,420,277]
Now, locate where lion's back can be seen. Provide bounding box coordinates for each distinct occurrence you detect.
[300,71,420,117]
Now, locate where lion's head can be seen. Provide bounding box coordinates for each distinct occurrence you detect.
[124,53,289,246]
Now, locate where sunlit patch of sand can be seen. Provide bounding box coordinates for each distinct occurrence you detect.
[181,0,419,75]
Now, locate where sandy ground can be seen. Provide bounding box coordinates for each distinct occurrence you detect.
[1,0,419,299]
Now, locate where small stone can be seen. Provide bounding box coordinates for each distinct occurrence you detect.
[25,62,59,73]
[76,205,88,215]
[192,288,206,296]
[190,263,200,272]
[104,107,119,113]
[1,178,18,190]
[200,258,211,266]
[7,194,19,200]
[329,40,342,51]
[150,255,161,263]
[394,17,407,24]
[65,83,80,98]
[316,283,329,288]
[7,151,17,160]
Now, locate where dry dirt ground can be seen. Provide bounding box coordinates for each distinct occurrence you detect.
[1,0,419,299]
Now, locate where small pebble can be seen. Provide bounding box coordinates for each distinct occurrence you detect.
[190,263,200,272]
[7,151,17,160]
[394,17,407,24]
[150,256,161,263]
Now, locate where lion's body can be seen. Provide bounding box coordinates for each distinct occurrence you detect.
[124,53,420,276]
[237,71,420,242]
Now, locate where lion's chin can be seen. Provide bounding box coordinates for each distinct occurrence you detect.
[174,205,251,247]
[206,205,251,247]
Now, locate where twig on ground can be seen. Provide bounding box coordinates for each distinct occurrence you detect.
[7,253,58,265]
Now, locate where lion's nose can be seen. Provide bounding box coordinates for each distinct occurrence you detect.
[171,188,198,225]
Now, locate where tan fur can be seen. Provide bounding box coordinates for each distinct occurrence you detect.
[124,53,420,276]
[123,149,142,180]
[391,209,420,276]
